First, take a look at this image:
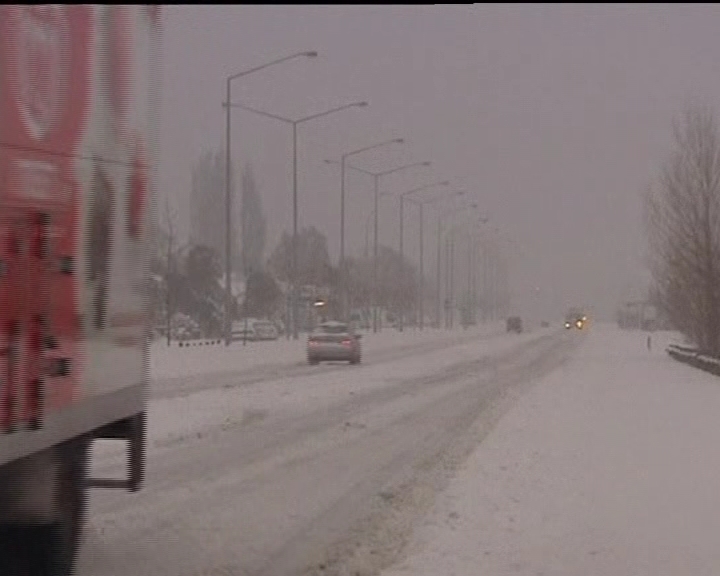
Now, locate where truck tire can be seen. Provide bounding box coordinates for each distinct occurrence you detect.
[0,436,90,576]
[51,436,91,576]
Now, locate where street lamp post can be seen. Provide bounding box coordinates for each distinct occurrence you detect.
[466,231,473,327]
[450,215,487,328]
[469,224,485,325]
[226,100,368,339]
[436,201,478,329]
[405,189,462,330]
[397,181,449,331]
[405,198,425,330]
[364,193,391,258]
[336,138,404,319]
[325,159,431,333]
[449,230,455,328]
[222,51,317,346]
[364,209,373,259]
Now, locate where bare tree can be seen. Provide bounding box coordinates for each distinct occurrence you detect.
[645,105,720,354]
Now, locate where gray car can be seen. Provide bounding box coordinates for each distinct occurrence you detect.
[307,321,362,365]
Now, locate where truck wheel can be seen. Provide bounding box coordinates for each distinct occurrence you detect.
[51,436,91,575]
[0,436,90,576]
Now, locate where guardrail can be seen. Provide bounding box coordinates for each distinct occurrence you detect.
[666,343,720,376]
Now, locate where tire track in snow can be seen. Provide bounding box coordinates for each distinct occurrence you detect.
[77,330,577,576]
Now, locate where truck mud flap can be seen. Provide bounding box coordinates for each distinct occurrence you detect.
[86,411,145,492]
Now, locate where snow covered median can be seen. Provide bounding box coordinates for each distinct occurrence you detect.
[382,324,720,576]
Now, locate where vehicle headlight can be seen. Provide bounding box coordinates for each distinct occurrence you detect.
[575,319,583,328]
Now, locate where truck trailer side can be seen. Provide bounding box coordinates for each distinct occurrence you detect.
[0,6,162,574]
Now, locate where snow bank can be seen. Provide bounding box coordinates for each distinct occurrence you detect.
[382,323,720,576]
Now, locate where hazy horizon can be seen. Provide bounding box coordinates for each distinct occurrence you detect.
[156,5,720,321]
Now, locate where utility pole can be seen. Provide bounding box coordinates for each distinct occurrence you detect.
[373,175,379,333]
[436,217,442,329]
[165,201,173,346]
[449,231,455,328]
[466,232,472,327]
[399,194,404,331]
[418,202,424,330]
[445,234,451,328]
[228,100,368,339]
[224,77,232,345]
[222,50,318,345]
[292,122,298,339]
[324,158,429,333]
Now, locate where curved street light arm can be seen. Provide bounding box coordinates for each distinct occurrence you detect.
[297,100,368,124]
[400,180,450,199]
[227,100,367,125]
[343,138,404,160]
[325,158,374,176]
[225,101,293,124]
[377,161,430,178]
[227,51,317,83]
[326,159,430,179]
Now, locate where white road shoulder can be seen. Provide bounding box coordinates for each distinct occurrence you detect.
[381,325,720,576]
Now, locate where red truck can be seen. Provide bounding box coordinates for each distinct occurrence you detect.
[0,6,162,574]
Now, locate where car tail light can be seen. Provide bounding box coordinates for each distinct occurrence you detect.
[341,339,353,346]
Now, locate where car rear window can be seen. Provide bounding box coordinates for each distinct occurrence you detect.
[317,324,348,334]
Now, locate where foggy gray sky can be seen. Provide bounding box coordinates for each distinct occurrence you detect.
[156,4,720,320]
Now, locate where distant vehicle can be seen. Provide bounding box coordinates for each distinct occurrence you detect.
[232,320,258,342]
[506,316,523,333]
[565,308,587,329]
[252,320,279,341]
[307,321,362,365]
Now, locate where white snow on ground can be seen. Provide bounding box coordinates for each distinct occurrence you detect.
[146,327,547,447]
[381,324,720,576]
[149,322,509,380]
[91,324,549,469]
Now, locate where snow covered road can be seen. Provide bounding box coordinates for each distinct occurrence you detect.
[76,325,576,576]
[380,325,720,576]
[148,322,508,399]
